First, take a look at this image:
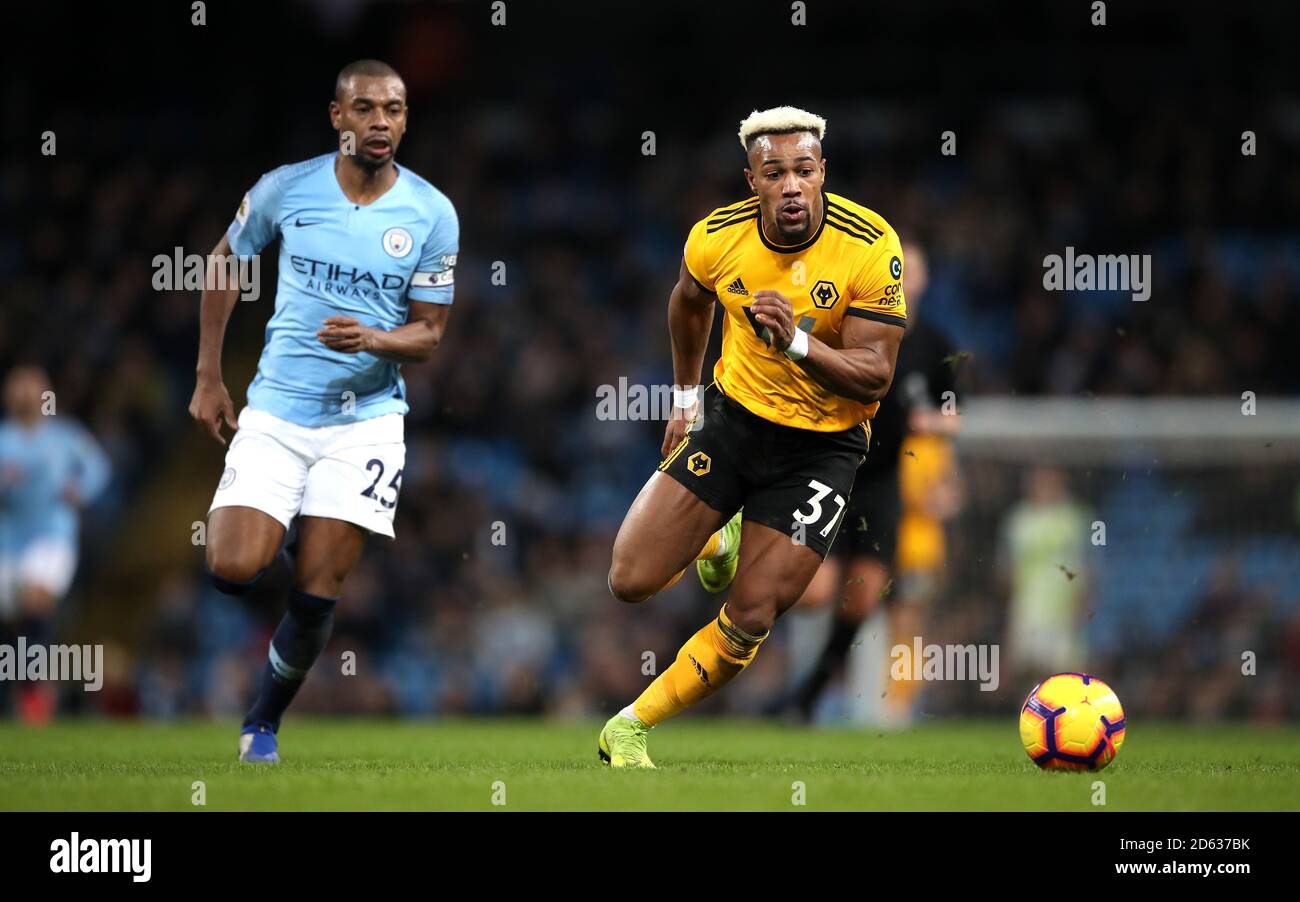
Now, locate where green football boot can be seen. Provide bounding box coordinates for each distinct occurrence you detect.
[598,713,656,769]
[696,509,743,593]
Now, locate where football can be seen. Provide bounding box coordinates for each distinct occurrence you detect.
[1020,673,1126,771]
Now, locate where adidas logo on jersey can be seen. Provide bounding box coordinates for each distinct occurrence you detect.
[688,653,712,687]
[725,277,749,296]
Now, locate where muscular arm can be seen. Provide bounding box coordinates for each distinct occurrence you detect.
[317,300,451,364]
[798,314,903,404]
[189,234,244,445]
[751,290,903,405]
[668,258,716,388]
[195,234,243,387]
[659,259,716,457]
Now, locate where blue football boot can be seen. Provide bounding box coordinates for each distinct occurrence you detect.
[238,721,280,764]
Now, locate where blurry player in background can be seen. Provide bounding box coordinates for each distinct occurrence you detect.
[881,400,964,722]
[782,243,961,725]
[1000,465,1091,688]
[0,365,110,722]
[188,60,458,763]
[599,107,907,767]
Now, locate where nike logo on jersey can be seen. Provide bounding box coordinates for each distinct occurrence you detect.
[295,218,324,228]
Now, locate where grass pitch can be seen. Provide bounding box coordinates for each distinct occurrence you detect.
[1,718,1297,811]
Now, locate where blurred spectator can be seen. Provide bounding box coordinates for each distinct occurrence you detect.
[1000,466,1092,683]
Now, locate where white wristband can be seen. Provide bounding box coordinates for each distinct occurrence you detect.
[784,328,809,361]
[672,386,699,409]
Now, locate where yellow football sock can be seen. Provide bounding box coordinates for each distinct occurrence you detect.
[645,529,725,595]
[632,605,767,726]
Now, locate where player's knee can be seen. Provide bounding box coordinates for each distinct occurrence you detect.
[205,545,271,594]
[607,563,653,604]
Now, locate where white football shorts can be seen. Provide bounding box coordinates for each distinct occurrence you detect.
[209,407,406,538]
[0,536,78,617]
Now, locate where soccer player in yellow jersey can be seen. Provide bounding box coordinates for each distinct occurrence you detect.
[599,106,908,767]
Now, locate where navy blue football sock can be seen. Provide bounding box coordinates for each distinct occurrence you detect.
[243,588,338,731]
[208,566,269,596]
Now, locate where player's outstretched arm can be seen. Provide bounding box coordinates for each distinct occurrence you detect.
[189,234,243,446]
[317,300,450,364]
[751,290,902,404]
[663,258,716,457]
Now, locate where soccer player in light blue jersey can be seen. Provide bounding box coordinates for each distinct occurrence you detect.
[0,365,110,721]
[188,60,458,763]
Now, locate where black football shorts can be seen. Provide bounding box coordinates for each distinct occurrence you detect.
[829,465,900,565]
[659,382,868,558]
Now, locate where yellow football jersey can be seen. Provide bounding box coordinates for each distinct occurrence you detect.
[683,191,907,432]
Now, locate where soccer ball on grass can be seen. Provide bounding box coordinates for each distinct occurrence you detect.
[1019,672,1126,771]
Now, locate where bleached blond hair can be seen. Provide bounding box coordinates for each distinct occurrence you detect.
[738,106,827,152]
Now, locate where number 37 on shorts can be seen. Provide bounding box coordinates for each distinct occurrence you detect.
[793,479,847,546]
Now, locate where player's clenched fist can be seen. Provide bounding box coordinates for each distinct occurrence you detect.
[189,378,238,446]
[750,290,795,351]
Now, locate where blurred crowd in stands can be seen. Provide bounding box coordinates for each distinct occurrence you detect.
[4,0,1298,723]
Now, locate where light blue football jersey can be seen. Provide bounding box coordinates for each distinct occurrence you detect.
[226,153,458,427]
[0,417,110,552]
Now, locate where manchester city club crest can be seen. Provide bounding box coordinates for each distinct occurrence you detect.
[383,227,414,258]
